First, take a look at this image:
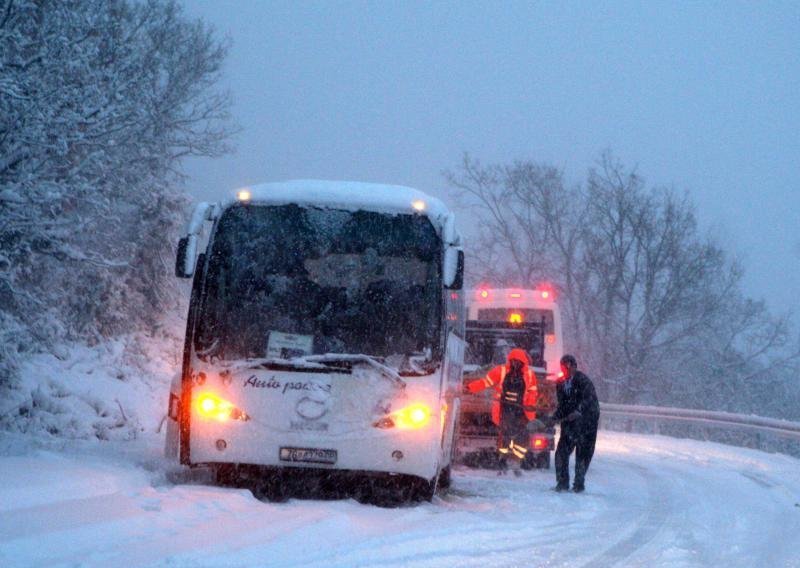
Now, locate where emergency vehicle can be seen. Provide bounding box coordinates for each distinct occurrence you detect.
[456,287,563,469]
[164,181,466,502]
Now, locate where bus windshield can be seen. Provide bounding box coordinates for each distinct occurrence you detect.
[195,204,442,362]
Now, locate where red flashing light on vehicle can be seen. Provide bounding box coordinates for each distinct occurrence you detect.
[540,290,550,299]
[479,289,490,300]
[532,436,547,449]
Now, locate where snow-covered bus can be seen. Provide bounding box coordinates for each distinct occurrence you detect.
[165,181,466,502]
[457,287,563,469]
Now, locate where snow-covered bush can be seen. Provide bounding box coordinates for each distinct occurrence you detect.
[0,333,182,442]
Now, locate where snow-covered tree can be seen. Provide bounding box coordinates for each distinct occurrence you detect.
[446,152,799,417]
[0,0,234,390]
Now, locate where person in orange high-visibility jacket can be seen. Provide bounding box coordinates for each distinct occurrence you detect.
[466,348,538,475]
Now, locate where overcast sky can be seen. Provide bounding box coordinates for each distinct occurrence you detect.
[181,1,799,319]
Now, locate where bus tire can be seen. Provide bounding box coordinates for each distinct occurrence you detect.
[438,465,452,490]
[256,474,290,503]
[416,476,437,502]
[214,463,238,486]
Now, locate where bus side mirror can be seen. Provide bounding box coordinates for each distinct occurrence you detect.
[175,235,198,278]
[444,248,464,290]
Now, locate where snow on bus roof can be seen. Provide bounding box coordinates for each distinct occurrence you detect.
[224,180,452,221]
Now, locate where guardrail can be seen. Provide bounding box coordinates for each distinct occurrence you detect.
[599,403,800,458]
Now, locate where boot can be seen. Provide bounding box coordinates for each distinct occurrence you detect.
[497,456,508,475]
[510,457,523,477]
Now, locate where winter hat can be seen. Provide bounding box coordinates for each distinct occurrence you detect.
[560,354,577,367]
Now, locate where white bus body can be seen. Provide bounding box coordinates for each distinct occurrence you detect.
[165,181,465,501]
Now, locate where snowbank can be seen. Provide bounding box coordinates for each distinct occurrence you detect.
[0,333,180,446]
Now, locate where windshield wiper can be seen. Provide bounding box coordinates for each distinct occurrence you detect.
[218,357,348,374]
[304,354,406,389]
[195,338,222,361]
[216,355,406,387]
[395,351,439,377]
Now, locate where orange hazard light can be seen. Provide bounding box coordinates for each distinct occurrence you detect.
[196,392,249,422]
[508,312,523,324]
[393,403,432,429]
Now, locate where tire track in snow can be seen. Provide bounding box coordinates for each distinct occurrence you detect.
[577,460,673,567]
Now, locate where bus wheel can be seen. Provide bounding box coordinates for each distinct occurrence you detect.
[416,476,437,502]
[366,475,434,506]
[255,473,290,503]
[214,463,239,486]
[365,476,414,507]
[437,465,452,490]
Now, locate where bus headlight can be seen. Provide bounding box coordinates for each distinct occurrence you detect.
[196,392,249,422]
[374,403,432,430]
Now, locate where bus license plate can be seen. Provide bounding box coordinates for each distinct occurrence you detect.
[279,447,337,465]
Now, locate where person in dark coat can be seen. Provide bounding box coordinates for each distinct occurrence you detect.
[545,354,600,493]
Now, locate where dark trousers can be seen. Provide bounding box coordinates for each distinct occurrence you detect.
[555,423,598,487]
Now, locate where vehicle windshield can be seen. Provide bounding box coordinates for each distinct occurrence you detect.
[194,204,442,362]
[464,325,544,368]
[466,309,554,369]
[476,308,555,333]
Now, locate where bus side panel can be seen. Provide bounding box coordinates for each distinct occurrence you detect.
[440,331,466,467]
[179,252,208,465]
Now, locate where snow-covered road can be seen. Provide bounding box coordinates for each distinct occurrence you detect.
[1,432,798,567]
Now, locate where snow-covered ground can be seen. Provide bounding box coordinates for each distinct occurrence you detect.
[1,431,798,568]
